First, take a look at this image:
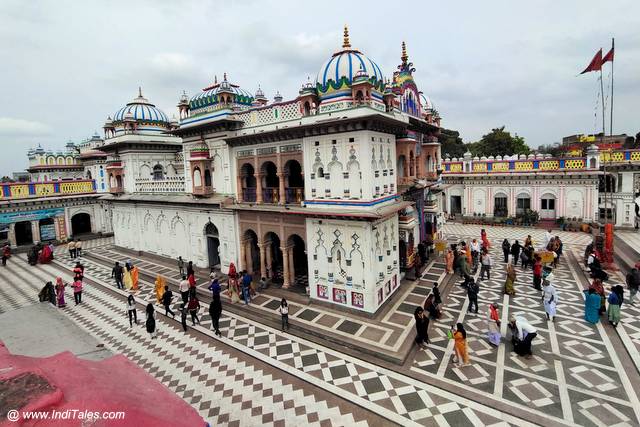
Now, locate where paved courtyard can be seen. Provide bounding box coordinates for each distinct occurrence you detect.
[1,224,639,426]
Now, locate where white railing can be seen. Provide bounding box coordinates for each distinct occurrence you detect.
[134,177,185,194]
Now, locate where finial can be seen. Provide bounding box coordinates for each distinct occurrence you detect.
[223,72,227,81]
[342,25,351,49]
[401,41,408,65]
[214,75,217,84]
[138,86,142,97]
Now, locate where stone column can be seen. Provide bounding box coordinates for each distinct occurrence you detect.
[239,238,247,271]
[31,221,40,244]
[281,246,291,288]
[265,240,273,278]
[64,208,71,238]
[8,223,16,247]
[255,173,263,204]
[245,240,253,274]
[236,175,244,202]
[288,247,295,286]
[258,242,267,279]
[278,172,285,205]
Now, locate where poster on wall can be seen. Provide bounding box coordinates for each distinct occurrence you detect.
[352,292,364,308]
[377,288,383,305]
[392,275,398,289]
[317,284,328,299]
[40,224,56,241]
[385,281,391,296]
[333,288,347,304]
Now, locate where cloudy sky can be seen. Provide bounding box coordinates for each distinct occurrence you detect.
[1,0,638,175]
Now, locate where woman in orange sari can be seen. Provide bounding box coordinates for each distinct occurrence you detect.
[453,323,470,366]
[445,249,454,274]
[154,275,166,303]
[131,265,140,291]
[481,229,491,250]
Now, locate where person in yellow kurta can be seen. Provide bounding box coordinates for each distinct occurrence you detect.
[123,266,133,290]
[131,265,140,291]
[155,275,166,304]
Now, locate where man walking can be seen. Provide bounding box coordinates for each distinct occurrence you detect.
[68,240,76,259]
[179,275,190,304]
[178,256,185,276]
[162,285,175,318]
[75,239,82,257]
[241,270,252,305]
[111,262,124,289]
[209,295,222,337]
[467,279,479,313]
[626,262,640,305]
[479,249,492,281]
[510,240,521,267]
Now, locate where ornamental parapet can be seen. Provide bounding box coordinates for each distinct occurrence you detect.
[1,180,96,200]
[134,177,186,194]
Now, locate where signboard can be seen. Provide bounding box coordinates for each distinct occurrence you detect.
[40,224,56,241]
[0,208,65,225]
[56,216,67,241]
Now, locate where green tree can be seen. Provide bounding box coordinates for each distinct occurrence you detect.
[438,128,466,158]
[467,126,530,157]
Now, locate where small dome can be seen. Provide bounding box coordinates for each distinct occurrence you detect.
[315,26,384,96]
[113,88,169,123]
[190,73,253,110]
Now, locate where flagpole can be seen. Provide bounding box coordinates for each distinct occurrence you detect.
[610,38,615,136]
[599,67,609,225]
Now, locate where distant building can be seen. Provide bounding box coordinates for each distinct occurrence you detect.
[562,133,630,157]
[11,172,30,182]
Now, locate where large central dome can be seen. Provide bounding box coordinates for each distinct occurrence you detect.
[315,27,384,95]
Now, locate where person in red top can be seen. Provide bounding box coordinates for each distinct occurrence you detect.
[72,278,83,305]
[532,256,542,291]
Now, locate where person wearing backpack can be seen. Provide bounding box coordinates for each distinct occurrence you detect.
[626,263,640,305]
[467,279,479,313]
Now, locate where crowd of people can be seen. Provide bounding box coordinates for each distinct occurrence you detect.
[417,228,572,364]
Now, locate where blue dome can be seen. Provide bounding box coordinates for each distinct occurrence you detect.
[315,49,383,88]
[113,90,169,123]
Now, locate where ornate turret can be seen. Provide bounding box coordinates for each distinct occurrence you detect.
[177,90,190,120]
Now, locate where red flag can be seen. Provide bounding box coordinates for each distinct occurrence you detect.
[581,49,602,74]
[602,45,614,63]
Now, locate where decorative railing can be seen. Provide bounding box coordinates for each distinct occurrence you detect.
[600,149,640,163]
[443,158,588,174]
[134,177,185,194]
[285,187,304,203]
[262,188,280,203]
[242,188,256,203]
[1,180,95,200]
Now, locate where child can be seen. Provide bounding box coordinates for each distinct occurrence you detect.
[279,298,289,331]
[72,278,83,305]
[126,294,138,327]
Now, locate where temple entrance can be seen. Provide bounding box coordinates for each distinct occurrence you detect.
[204,222,220,270]
[287,234,308,288]
[450,195,462,215]
[264,232,282,282]
[15,221,33,246]
[494,194,508,217]
[540,194,556,219]
[71,213,91,236]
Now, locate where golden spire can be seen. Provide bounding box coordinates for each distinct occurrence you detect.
[401,41,408,65]
[342,25,351,49]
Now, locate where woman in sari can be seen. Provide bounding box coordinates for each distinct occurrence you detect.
[504,256,517,296]
[445,249,454,274]
[464,244,473,270]
[38,244,53,264]
[487,303,501,346]
[55,277,66,308]
[154,275,166,304]
[590,279,606,315]
[131,265,140,291]
[123,265,133,290]
[452,323,470,366]
[480,229,490,250]
[584,288,601,324]
[226,262,240,303]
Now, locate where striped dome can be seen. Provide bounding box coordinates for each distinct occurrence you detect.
[190,75,254,110]
[113,90,169,123]
[316,49,383,89]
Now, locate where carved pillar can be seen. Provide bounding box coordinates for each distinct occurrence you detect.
[281,246,291,288]
[8,223,16,247]
[237,175,244,202]
[255,173,263,204]
[288,247,295,286]
[258,242,267,279]
[31,221,40,244]
[239,238,247,271]
[278,172,285,205]
[245,240,253,274]
[265,239,273,278]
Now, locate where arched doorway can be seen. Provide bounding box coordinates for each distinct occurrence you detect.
[516,194,531,216]
[39,218,56,242]
[288,234,308,289]
[71,213,91,236]
[397,155,406,177]
[285,160,304,203]
[261,161,279,203]
[264,232,282,282]
[540,194,556,219]
[494,193,508,217]
[242,229,260,275]
[240,163,256,202]
[15,221,33,246]
[204,222,220,269]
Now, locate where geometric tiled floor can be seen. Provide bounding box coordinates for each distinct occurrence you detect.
[2,242,527,427]
[409,224,640,427]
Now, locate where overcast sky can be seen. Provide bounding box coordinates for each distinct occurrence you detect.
[1,0,638,175]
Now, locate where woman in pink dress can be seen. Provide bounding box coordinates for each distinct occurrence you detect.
[55,277,66,307]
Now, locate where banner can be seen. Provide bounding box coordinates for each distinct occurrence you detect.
[40,223,57,241]
[0,208,65,225]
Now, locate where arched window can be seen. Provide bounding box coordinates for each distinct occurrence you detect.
[204,169,212,187]
[193,167,202,187]
[152,164,164,181]
[316,167,324,178]
[304,102,311,116]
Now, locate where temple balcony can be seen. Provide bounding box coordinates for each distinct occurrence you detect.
[0,180,95,200]
[134,177,185,194]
